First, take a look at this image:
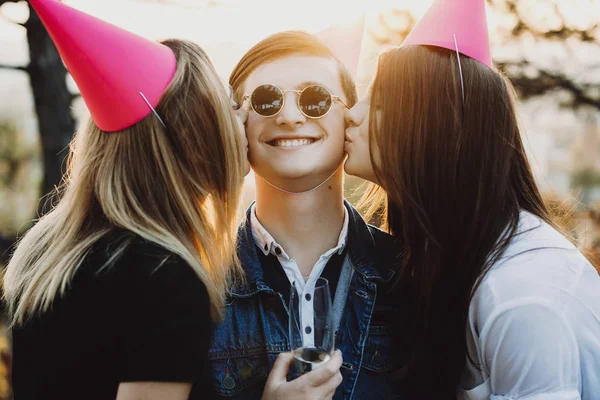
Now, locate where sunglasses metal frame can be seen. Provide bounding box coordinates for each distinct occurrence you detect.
[243,84,349,119]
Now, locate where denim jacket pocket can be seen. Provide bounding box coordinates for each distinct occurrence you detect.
[361,324,393,372]
[209,350,271,398]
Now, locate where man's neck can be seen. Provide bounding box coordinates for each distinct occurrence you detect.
[254,169,346,277]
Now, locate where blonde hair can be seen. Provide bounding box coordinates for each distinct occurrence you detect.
[4,39,245,325]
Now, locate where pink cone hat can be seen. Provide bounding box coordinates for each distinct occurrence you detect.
[315,15,366,79]
[29,0,177,132]
[402,0,493,69]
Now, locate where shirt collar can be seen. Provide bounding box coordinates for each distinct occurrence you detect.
[250,203,349,258]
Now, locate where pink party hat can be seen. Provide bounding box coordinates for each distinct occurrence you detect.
[402,0,493,69]
[315,15,366,79]
[29,0,177,132]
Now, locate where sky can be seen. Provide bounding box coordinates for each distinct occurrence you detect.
[1,0,598,77]
[0,0,429,45]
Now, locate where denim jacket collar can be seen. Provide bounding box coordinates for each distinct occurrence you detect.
[231,200,396,297]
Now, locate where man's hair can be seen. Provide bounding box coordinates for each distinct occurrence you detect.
[229,30,358,108]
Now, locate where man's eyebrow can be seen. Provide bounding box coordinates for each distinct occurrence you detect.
[295,81,327,90]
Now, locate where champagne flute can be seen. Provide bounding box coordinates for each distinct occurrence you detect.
[289,277,334,375]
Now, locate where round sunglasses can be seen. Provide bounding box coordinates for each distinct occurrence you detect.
[243,84,349,119]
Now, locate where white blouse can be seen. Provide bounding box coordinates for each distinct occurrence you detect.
[458,211,600,400]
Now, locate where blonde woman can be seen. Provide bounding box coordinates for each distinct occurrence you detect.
[3,1,248,400]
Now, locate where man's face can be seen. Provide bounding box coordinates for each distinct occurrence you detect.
[242,55,347,192]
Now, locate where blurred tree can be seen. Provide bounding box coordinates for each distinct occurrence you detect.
[571,168,600,204]
[571,168,600,188]
[0,0,75,261]
[368,0,600,111]
[490,0,599,111]
[0,122,38,190]
[0,122,40,245]
[0,0,75,227]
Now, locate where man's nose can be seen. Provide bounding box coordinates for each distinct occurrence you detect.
[275,92,306,128]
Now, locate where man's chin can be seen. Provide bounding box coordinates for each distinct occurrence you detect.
[252,164,342,190]
[254,169,313,183]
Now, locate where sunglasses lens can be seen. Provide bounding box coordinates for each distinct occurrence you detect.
[251,84,283,117]
[299,85,332,118]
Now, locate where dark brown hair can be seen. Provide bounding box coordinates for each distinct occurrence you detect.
[362,45,551,397]
[229,30,358,108]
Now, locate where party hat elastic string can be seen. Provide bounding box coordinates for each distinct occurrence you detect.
[453,34,465,103]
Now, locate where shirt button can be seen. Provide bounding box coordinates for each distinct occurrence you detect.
[305,293,311,301]
[275,247,282,255]
[222,375,236,390]
[305,326,312,334]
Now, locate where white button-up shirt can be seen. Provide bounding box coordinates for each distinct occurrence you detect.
[250,204,349,347]
[458,211,600,400]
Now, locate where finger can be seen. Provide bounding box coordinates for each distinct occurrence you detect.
[235,97,250,121]
[235,107,248,124]
[234,114,247,141]
[264,352,294,389]
[304,350,343,387]
[317,371,343,399]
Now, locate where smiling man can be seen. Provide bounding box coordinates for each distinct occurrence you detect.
[206,31,409,400]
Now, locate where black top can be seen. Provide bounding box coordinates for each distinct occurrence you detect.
[12,231,215,400]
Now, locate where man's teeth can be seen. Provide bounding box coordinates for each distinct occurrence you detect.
[272,139,314,147]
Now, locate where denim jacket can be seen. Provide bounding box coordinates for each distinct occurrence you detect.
[208,201,408,399]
